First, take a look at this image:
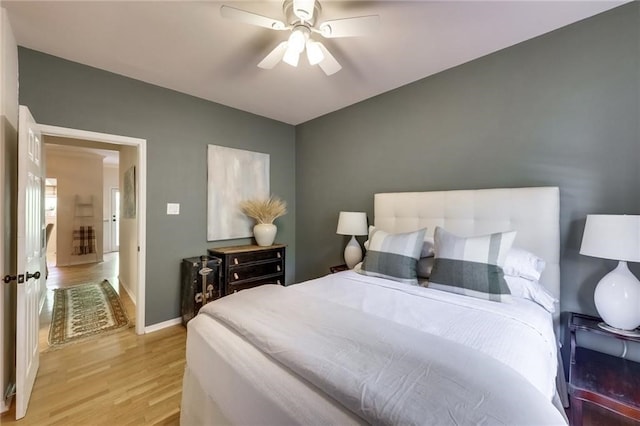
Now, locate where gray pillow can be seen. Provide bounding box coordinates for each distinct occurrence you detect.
[417,256,435,278]
[429,227,515,302]
[358,228,426,285]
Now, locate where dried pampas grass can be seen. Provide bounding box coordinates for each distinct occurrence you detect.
[240,196,287,224]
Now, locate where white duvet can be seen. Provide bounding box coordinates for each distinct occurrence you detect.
[294,271,559,400]
[196,271,564,425]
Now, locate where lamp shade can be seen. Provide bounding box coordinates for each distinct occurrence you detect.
[336,212,368,236]
[580,215,640,262]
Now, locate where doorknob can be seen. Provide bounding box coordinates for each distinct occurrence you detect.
[26,271,41,281]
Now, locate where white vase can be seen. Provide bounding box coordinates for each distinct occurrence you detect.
[254,223,277,246]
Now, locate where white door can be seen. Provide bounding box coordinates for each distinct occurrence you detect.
[16,105,44,419]
[111,188,119,252]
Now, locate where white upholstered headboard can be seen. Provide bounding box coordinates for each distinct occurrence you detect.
[374,187,560,305]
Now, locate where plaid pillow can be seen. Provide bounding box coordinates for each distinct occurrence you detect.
[429,227,515,302]
[358,228,426,285]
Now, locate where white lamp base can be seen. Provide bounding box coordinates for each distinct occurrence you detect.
[343,235,363,269]
[594,261,640,331]
[597,322,640,337]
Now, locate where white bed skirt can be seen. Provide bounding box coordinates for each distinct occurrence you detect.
[181,366,232,426]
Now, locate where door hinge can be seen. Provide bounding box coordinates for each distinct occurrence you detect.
[3,274,24,284]
[4,382,16,399]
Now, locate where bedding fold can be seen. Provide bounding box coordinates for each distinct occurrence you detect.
[200,284,565,425]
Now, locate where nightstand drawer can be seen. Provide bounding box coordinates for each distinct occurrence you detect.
[228,248,284,266]
[228,260,283,284]
[227,277,284,294]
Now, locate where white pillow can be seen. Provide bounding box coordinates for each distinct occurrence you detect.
[503,248,546,281]
[505,275,557,313]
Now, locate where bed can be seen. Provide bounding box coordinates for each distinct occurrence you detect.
[181,186,566,425]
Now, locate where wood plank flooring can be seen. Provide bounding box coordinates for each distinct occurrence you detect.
[39,252,137,350]
[1,253,186,425]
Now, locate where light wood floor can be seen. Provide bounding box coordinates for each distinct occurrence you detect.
[39,252,137,350]
[1,253,186,425]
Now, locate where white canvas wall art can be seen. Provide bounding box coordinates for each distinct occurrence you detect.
[207,145,269,241]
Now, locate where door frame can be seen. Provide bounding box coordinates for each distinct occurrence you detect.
[39,124,147,335]
[110,187,120,252]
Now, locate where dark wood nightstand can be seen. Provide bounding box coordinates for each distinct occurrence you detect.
[568,313,640,425]
[330,264,349,273]
[208,244,285,295]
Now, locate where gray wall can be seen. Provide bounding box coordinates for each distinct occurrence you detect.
[18,49,296,326]
[295,3,640,316]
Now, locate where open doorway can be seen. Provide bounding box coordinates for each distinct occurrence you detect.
[38,125,146,336]
[38,142,130,350]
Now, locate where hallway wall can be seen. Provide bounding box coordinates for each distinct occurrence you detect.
[45,144,104,266]
[119,145,137,303]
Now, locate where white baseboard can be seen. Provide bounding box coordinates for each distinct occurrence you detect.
[144,317,182,334]
[117,275,136,305]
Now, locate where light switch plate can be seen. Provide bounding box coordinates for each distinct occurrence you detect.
[167,203,180,215]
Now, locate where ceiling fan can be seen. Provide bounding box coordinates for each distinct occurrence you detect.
[220,0,379,76]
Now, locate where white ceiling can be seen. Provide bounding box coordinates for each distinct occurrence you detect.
[4,1,628,125]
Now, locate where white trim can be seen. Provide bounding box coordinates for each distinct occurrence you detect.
[39,125,142,147]
[38,124,147,335]
[117,275,137,305]
[145,317,182,334]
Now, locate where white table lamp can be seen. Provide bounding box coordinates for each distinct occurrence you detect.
[580,214,640,332]
[336,211,368,269]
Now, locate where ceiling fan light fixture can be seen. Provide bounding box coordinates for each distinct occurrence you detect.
[287,28,307,53]
[221,0,378,76]
[283,45,301,67]
[306,40,324,65]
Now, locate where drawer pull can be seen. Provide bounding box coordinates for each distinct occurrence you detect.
[233,273,239,280]
[233,258,239,265]
[277,265,281,272]
[277,252,281,258]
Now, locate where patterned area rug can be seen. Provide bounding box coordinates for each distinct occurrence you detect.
[48,280,130,347]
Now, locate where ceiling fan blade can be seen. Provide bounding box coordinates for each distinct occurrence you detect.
[220,5,287,31]
[316,43,342,76]
[292,0,315,21]
[318,15,380,38]
[258,42,288,69]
